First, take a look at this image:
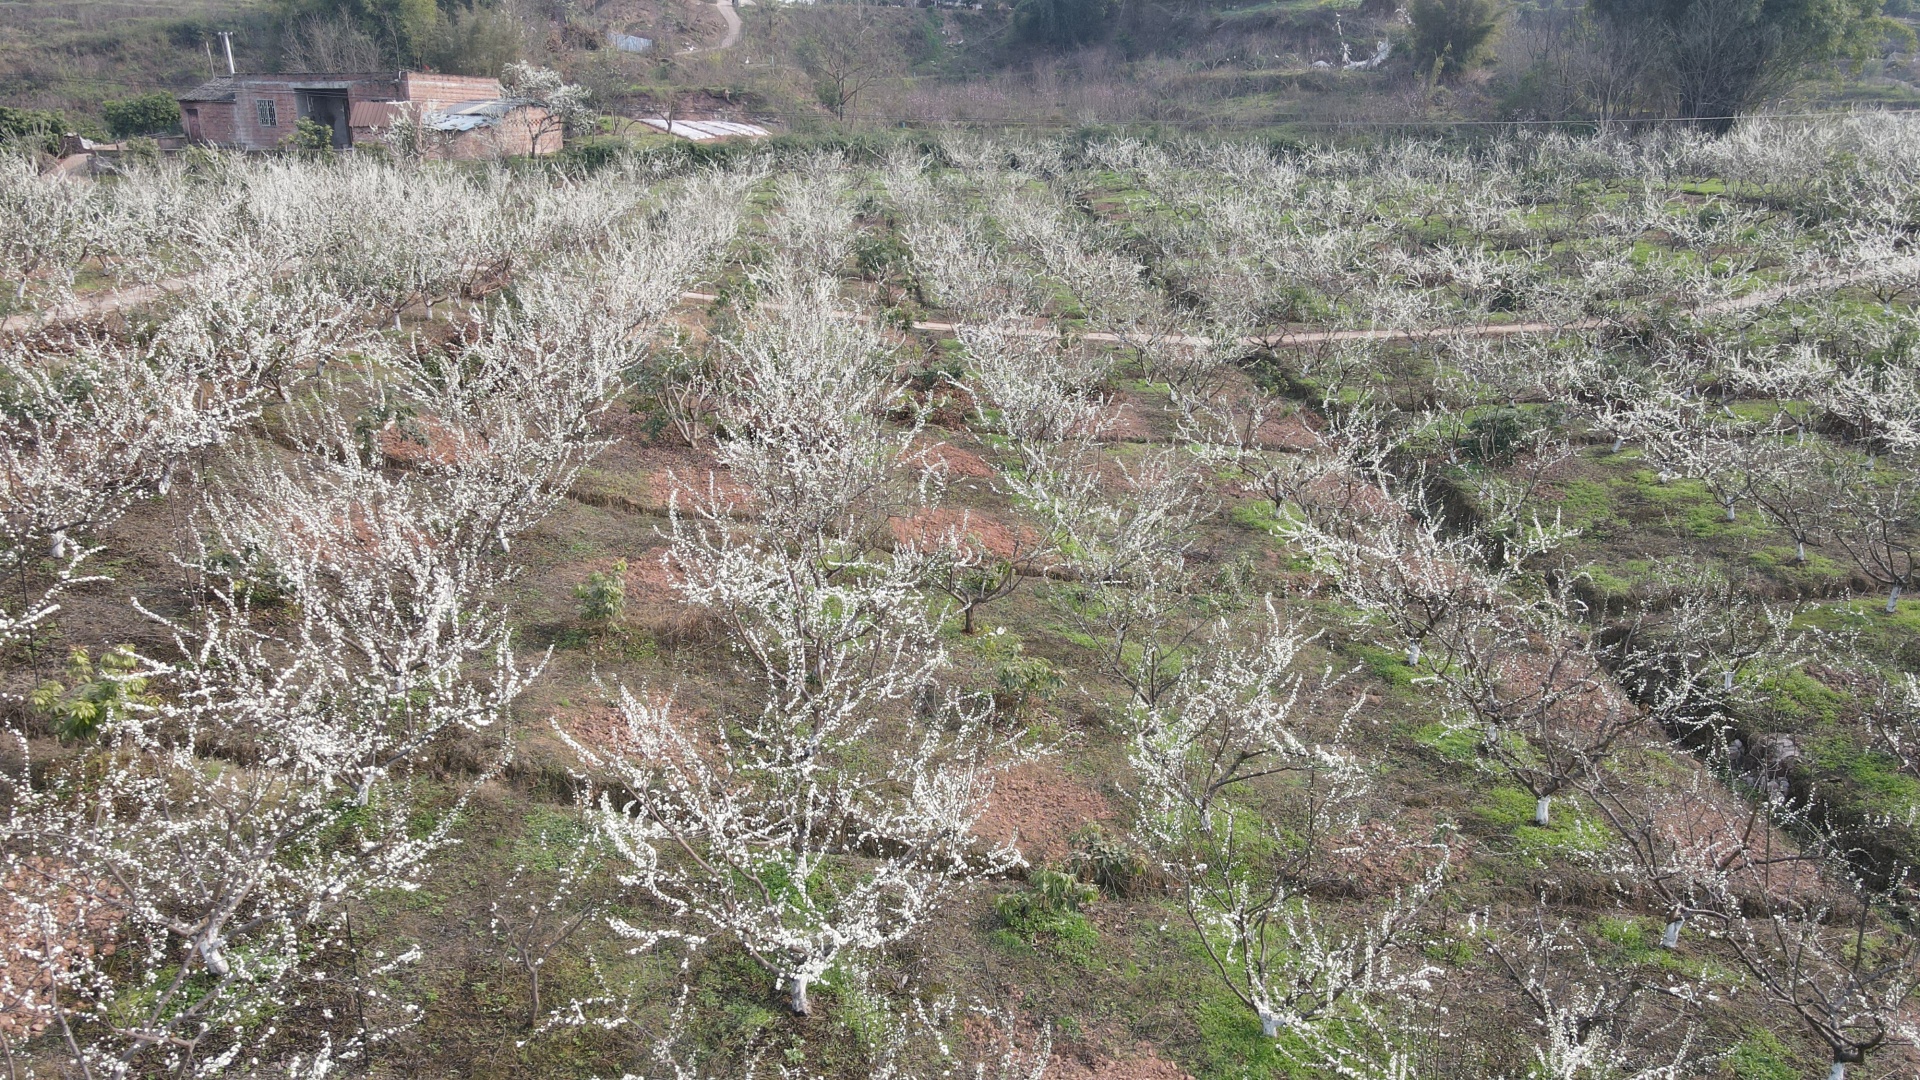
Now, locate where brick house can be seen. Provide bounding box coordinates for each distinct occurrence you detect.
[177,72,559,157]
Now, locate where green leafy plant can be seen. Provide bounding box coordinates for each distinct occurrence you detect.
[284,117,335,155]
[30,645,155,741]
[203,545,292,606]
[994,651,1064,718]
[1457,407,1533,464]
[1068,824,1155,898]
[575,560,628,626]
[994,867,1099,955]
[1409,0,1504,81]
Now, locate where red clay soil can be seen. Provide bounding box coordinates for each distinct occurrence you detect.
[558,693,714,759]
[1324,819,1449,898]
[916,439,997,480]
[648,459,754,514]
[1301,469,1406,522]
[975,760,1114,864]
[621,549,685,605]
[888,508,1039,560]
[0,859,119,1039]
[1046,1044,1194,1080]
[376,415,468,469]
[962,1009,1193,1080]
[1253,411,1324,451]
[1090,398,1153,443]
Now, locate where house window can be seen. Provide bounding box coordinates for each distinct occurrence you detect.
[255,99,278,127]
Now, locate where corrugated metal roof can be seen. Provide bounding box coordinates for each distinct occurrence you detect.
[178,77,237,103]
[636,118,771,141]
[420,99,532,132]
[608,31,654,53]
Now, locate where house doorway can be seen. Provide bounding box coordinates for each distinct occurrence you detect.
[295,88,351,148]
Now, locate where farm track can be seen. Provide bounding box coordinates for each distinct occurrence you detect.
[5,259,1902,343]
[704,0,742,51]
[0,277,185,335]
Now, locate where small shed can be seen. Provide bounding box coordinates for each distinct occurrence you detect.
[176,72,559,157]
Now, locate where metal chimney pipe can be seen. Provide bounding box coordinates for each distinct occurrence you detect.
[219,31,235,75]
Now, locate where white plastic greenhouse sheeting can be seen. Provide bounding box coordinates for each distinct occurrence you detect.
[636,118,772,141]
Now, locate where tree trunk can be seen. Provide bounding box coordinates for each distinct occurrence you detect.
[1405,640,1421,666]
[1889,584,1903,615]
[1796,540,1806,563]
[1724,499,1736,522]
[1535,795,1551,828]
[1611,436,1624,454]
[787,974,813,1016]
[1661,915,1683,948]
[963,603,976,635]
[1258,1008,1286,1038]
[1829,1061,1847,1080]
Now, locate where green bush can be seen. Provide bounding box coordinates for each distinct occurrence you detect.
[122,137,161,164]
[1457,407,1532,463]
[0,106,96,154]
[102,92,181,138]
[1010,0,1114,50]
[1409,0,1504,81]
[1068,824,1155,897]
[994,868,1100,963]
[994,652,1064,717]
[30,645,156,741]
[284,117,335,155]
[576,559,628,626]
[423,6,523,76]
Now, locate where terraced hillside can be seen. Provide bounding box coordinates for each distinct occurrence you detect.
[3,120,1920,1079]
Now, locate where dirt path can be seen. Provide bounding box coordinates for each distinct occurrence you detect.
[708,0,742,51]
[0,279,185,336]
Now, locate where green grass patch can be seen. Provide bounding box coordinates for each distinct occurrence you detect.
[1348,643,1418,688]
[1413,720,1480,764]
[1553,477,1615,531]
[1724,1027,1801,1080]
[1474,786,1612,864]
[1228,499,1287,535]
[1749,668,1846,728]
[994,869,1102,967]
[1807,736,1920,819]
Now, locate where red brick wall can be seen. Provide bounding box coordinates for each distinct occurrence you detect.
[401,73,504,108]
[187,77,406,150]
[230,87,306,150]
[180,103,237,147]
